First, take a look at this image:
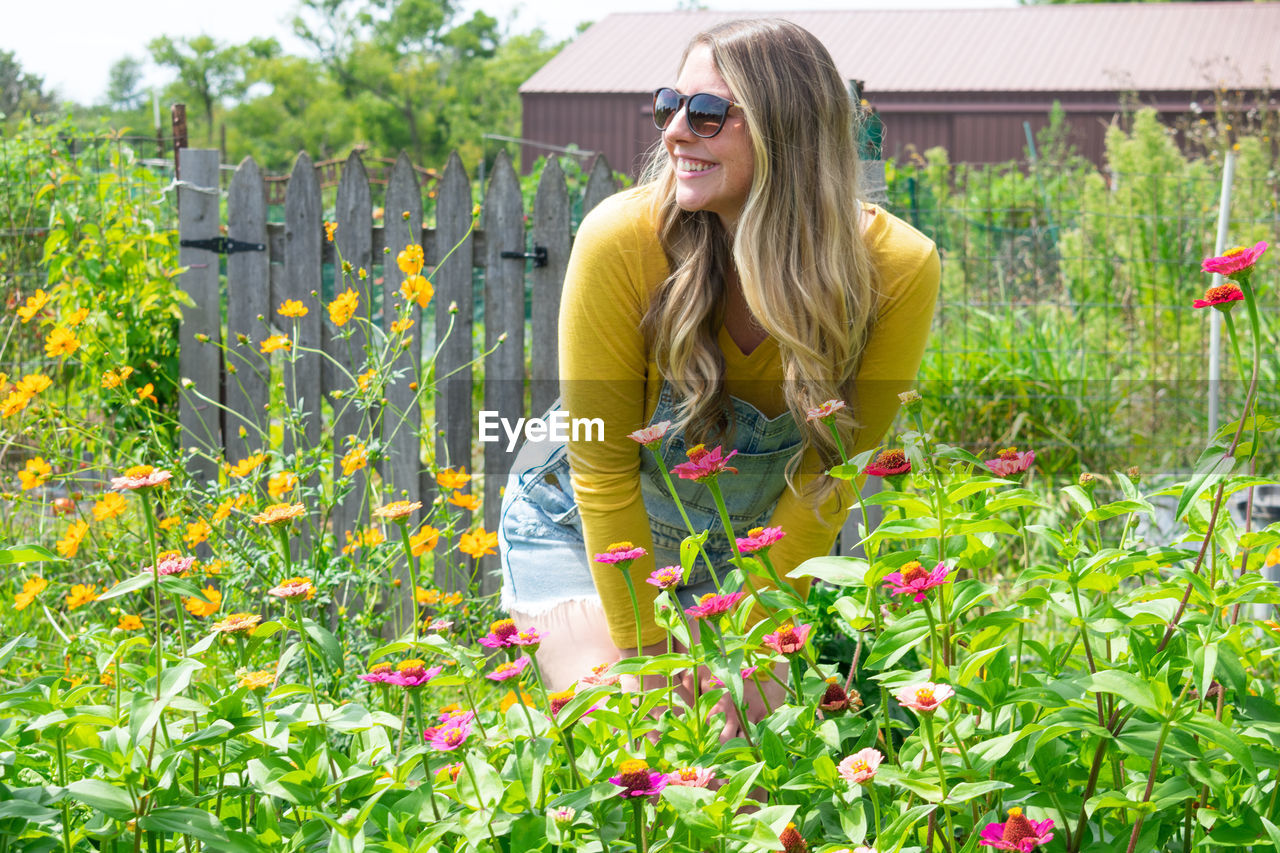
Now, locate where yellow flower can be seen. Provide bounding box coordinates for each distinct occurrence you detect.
[399,274,433,308]
[397,244,425,276]
[459,527,497,558]
[441,592,463,607]
[278,300,308,318]
[66,583,99,610]
[342,526,386,554]
[212,493,249,523]
[67,307,89,327]
[436,467,471,490]
[16,374,50,397]
[227,453,268,478]
[499,686,535,714]
[356,368,377,392]
[340,443,368,476]
[158,516,182,531]
[56,521,88,559]
[238,669,276,690]
[137,383,157,405]
[416,586,440,605]
[390,318,414,335]
[18,457,51,491]
[1,391,28,418]
[44,327,79,358]
[204,559,225,575]
[410,524,440,556]
[118,614,144,631]
[16,289,48,323]
[14,576,47,610]
[267,471,296,500]
[260,334,291,354]
[252,503,306,526]
[93,492,128,522]
[324,222,337,242]
[184,519,211,548]
[184,586,222,618]
[101,366,134,389]
[328,288,359,326]
[447,491,480,512]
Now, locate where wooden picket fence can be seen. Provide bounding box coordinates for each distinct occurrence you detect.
[175,147,619,598]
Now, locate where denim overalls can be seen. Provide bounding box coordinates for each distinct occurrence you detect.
[497,379,802,615]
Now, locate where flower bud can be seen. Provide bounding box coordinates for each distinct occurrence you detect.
[1078,472,1098,494]
[1126,466,1141,484]
[402,210,411,221]
[897,388,923,413]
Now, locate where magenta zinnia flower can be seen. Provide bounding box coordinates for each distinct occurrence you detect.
[385,659,443,688]
[805,399,847,422]
[579,662,620,686]
[594,541,647,564]
[646,565,683,589]
[984,447,1035,478]
[627,421,672,447]
[478,618,519,648]
[1201,240,1267,277]
[883,560,950,602]
[737,525,786,554]
[837,748,884,784]
[1193,282,1245,310]
[487,656,530,682]
[608,759,668,798]
[666,766,716,788]
[426,718,473,751]
[894,681,955,714]
[762,622,811,656]
[670,444,738,481]
[864,449,910,477]
[358,663,395,684]
[510,628,544,649]
[684,590,746,620]
[708,665,758,689]
[978,808,1055,852]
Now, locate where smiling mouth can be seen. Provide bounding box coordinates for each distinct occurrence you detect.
[676,158,716,173]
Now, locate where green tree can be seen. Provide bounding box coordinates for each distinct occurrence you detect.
[148,35,280,144]
[105,56,145,111]
[0,50,54,124]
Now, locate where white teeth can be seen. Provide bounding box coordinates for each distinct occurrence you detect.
[677,158,714,172]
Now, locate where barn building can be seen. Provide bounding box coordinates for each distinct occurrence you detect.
[519,3,1280,176]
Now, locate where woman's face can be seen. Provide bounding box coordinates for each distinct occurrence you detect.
[664,44,754,230]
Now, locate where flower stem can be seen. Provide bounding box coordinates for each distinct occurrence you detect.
[651,449,718,587]
[921,713,957,849]
[921,596,942,681]
[619,565,646,657]
[632,798,648,853]
[139,491,162,699]
[396,523,420,641]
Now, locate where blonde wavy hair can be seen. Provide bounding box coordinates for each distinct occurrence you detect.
[640,18,877,503]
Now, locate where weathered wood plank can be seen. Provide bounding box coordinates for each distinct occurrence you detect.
[431,152,474,591]
[582,154,618,219]
[480,151,525,597]
[176,148,222,486]
[530,157,570,419]
[326,151,374,555]
[225,156,270,470]
[279,152,323,464]
[382,153,424,622]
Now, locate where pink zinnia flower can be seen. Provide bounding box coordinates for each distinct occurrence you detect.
[684,590,746,620]
[883,560,950,602]
[478,618,519,648]
[666,766,716,788]
[438,708,475,725]
[487,656,530,682]
[985,447,1035,477]
[385,659,443,688]
[151,554,196,577]
[737,525,786,554]
[608,759,668,798]
[594,541,647,564]
[864,449,910,477]
[1193,282,1245,310]
[510,628,544,648]
[110,465,172,491]
[646,565,683,589]
[579,662,620,686]
[837,748,884,784]
[762,622,811,656]
[267,577,315,600]
[358,663,395,684]
[978,808,1055,852]
[805,399,846,422]
[426,718,473,751]
[895,681,955,714]
[628,421,672,447]
[670,444,738,481]
[708,666,758,688]
[1201,241,1267,277]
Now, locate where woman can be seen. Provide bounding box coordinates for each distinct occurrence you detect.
[497,18,939,735]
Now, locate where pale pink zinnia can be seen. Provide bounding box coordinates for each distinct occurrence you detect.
[883,560,950,602]
[646,565,683,589]
[684,590,746,620]
[579,662,620,686]
[978,807,1055,852]
[151,554,196,577]
[894,681,955,714]
[984,447,1035,478]
[110,465,172,491]
[1201,240,1267,277]
[666,766,716,788]
[737,525,786,554]
[628,421,672,447]
[762,623,811,656]
[487,656,530,681]
[837,748,884,784]
[805,399,846,421]
[267,577,316,600]
[510,628,544,648]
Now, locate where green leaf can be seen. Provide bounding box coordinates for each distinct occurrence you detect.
[97,572,153,602]
[1196,641,1218,704]
[680,530,710,582]
[1083,670,1165,717]
[302,618,343,670]
[65,779,136,820]
[865,614,930,669]
[957,645,1005,688]
[0,545,65,565]
[946,780,1012,804]
[789,556,867,587]
[139,807,230,844]
[946,476,1010,503]
[1259,816,1280,850]
[1175,446,1237,522]
[1179,714,1256,776]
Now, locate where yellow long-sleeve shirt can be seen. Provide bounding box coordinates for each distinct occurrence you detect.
[559,185,940,649]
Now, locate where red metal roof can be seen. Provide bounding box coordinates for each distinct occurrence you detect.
[521,3,1280,95]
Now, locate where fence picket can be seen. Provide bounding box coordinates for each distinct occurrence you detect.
[279,152,323,464]
[432,152,475,589]
[531,157,569,418]
[225,156,270,469]
[583,154,618,218]
[177,148,222,485]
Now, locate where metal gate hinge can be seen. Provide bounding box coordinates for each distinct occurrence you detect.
[500,245,547,267]
[180,237,266,255]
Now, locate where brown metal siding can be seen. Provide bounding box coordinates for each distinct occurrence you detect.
[521,92,659,177]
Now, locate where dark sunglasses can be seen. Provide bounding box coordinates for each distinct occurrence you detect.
[652,87,742,138]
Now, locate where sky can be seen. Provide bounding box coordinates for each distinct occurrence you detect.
[5,0,1017,107]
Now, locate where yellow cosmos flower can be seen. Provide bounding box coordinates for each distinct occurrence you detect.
[227,453,268,478]
[93,492,128,522]
[212,493,250,524]
[1,391,28,418]
[184,519,211,548]
[399,274,433,308]
[342,526,385,554]
[45,327,79,358]
[267,471,296,500]
[410,524,440,556]
[56,521,89,559]
[18,457,51,491]
[118,614,144,631]
[16,374,51,396]
[14,576,47,610]
[340,443,368,476]
[238,669,276,691]
[436,467,471,490]
[328,289,359,327]
[184,586,222,618]
[324,222,337,242]
[397,244,424,276]
[158,516,182,531]
[356,368,377,392]
[447,490,480,512]
[101,366,134,389]
[66,307,89,327]
[16,289,48,323]
[278,300,308,318]
[260,334,291,354]
[390,317,414,335]
[66,583,99,610]
[459,527,497,558]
